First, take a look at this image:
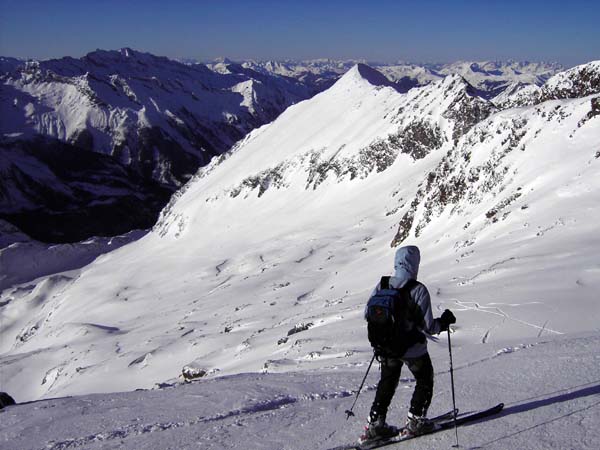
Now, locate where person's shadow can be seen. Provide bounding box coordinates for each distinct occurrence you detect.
[465,380,600,448]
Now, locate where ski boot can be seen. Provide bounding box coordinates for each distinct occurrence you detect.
[403,411,435,436]
[359,416,399,443]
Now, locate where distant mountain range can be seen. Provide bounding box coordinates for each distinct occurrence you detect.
[0,50,572,243]
[208,58,564,98]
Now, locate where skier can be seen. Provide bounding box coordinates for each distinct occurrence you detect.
[363,245,456,441]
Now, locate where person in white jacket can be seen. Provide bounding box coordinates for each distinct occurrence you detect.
[363,245,456,441]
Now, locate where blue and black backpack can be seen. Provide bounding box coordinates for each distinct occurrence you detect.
[365,276,423,358]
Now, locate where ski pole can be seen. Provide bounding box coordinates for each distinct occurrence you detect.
[345,353,376,420]
[447,328,460,447]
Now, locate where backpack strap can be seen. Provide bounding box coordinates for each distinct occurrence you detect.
[397,279,422,326]
[398,279,419,308]
[380,276,391,290]
[402,278,419,292]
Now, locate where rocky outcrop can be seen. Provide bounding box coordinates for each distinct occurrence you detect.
[441,77,496,142]
[390,95,581,248]
[228,118,444,198]
[540,61,600,101]
[494,62,600,109]
[0,392,16,409]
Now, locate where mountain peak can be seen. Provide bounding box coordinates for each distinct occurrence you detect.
[212,56,236,64]
[336,63,397,90]
[438,73,479,95]
[119,47,136,57]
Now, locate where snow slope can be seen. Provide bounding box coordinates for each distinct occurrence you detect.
[0,223,146,292]
[1,333,599,449]
[0,62,599,450]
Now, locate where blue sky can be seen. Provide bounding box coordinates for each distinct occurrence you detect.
[0,0,598,66]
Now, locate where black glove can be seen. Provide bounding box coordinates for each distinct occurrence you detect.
[439,309,456,331]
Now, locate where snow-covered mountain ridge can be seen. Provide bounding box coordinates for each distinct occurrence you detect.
[0,52,568,244]
[1,60,599,411]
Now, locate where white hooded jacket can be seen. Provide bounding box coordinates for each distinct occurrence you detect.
[368,245,442,359]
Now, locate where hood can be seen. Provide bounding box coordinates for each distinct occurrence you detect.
[393,245,420,285]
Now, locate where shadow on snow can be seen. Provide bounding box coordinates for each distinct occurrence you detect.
[468,380,600,448]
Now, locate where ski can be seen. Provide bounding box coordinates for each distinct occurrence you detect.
[329,403,503,450]
[326,408,458,450]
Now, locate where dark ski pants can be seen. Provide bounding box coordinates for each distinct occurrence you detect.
[369,353,434,421]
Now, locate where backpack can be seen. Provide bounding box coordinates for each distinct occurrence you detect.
[365,276,422,358]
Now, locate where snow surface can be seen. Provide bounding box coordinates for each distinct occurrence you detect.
[1,61,599,449]
[0,227,146,292]
[1,333,599,449]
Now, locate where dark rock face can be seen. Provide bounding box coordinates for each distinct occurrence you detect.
[0,138,172,243]
[0,392,16,409]
[591,97,600,116]
[396,120,443,160]
[442,86,496,143]
[230,163,288,198]
[391,115,530,247]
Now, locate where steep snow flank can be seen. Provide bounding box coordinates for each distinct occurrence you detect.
[166,64,407,193]
[155,70,492,224]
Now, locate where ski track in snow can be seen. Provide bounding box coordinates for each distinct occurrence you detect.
[3,334,600,450]
[39,387,361,450]
[451,299,564,336]
[44,397,299,450]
